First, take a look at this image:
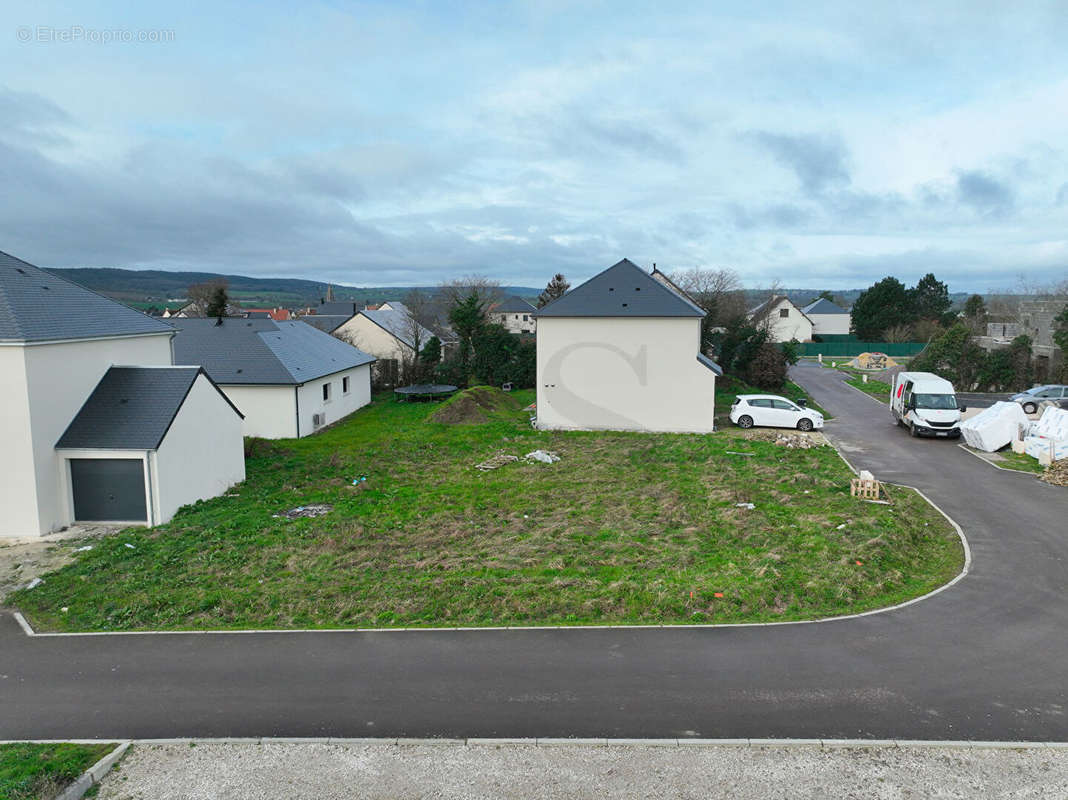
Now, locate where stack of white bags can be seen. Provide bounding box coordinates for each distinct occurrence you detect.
[1024,406,1068,462]
[960,401,1029,452]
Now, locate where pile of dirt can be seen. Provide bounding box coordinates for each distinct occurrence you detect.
[847,352,899,370]
[428,386,522,425]
[737,429,827,449]
[1040,459,1068,487]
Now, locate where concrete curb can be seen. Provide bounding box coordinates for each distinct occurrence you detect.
[54,741,129,800]
[5,737,1065,750]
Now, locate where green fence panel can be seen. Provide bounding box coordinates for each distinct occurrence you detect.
[797,341,927,357]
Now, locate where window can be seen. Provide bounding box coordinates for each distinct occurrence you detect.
[748,398,773,408]
[342,376,350,395]
[779,308,789,318]
[322,382,331,402]
[772,399,799,411]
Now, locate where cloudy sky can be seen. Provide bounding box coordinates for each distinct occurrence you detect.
[2,1,1067,291]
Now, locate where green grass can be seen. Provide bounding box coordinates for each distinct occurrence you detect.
[716,376,832,420]
[990,449,1047,475]
[844,376,891,403]
[12,388,962,632]
[0,743,115,800]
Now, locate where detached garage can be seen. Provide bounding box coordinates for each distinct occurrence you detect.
[56,366,246,526]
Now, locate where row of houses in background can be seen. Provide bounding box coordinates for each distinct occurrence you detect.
[1,250,379,538]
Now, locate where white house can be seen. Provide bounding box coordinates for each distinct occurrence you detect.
[800,298,851,336]
[535,258,722,434]
[326,305,435,385]
[489,295,537,334]
[1,251,245,538]
[172,318,376,439]
[748,295,814,342]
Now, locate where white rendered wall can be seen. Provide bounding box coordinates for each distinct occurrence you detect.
[762,300,814,342]
[333,316,410,361]
[490,312,536,334]
[154,374,246,523]
[219,384,298,439]
[19,333,173,536]
[295,364,372,436]
[811,314,851,336]
[536,317,716,433]
[0,347,40,537]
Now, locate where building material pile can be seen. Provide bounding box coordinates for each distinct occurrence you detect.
[1024,407,1068,464]
[960,401,1030,452]
[847,352,899,370]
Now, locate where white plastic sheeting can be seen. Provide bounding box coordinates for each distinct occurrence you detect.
[1023,406,1068,461]
[960,401,1029,452]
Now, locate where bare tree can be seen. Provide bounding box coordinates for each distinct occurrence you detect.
[438,275,503,310]
[186,278,229,317]
[669,267,747,326]
[883,323,915,343]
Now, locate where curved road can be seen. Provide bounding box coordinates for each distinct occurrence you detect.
[2,362,1066,741]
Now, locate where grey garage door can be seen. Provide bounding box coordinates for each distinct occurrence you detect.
[70,459,147,522]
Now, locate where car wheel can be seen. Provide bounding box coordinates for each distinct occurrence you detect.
[1023,402,1037,414]
[737,415,754,429]
[797,418,813,432]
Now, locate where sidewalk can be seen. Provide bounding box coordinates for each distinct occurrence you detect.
[96,741,1068,799]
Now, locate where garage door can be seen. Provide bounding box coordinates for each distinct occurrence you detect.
[70,459,147,522]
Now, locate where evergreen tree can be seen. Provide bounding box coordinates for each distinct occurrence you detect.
[963,294,987,319]
[850,277,914,340]
[909,273,951,321]
[419,336,442,366]
[206,285,229,319]
[448,292,488,374]
[537,274,571,308]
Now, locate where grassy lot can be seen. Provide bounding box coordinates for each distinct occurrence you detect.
[988,449,1046,475]
[844,376,891,403]
[0,743,115,800]
[13,388,961,632]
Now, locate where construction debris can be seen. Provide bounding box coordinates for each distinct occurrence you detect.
[737,429,825,449]
[847,352,899,370]
[525,450,560,464]
[735,502,756,510]
[850,470,884,501]
[475,453,519,471]
[1040,459,1068,487]
[273,503,334,520]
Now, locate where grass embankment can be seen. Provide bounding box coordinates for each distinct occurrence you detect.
[13,388,961,632]
[987,449,1047,475]
[844,376,891,403]
[0,743,115,800]
[716,376,832,420]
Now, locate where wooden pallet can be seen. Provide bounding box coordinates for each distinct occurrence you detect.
[850,478,882,500]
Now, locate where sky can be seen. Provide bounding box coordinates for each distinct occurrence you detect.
[2,1,1067,292]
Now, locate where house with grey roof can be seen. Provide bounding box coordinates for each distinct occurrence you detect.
[489,295,537,334]
[748,295,814,342]
[800,298,851,336]
[0,250,245,537]
[172,318,376,438]
[326,305,436,387]
[535,258,722,433]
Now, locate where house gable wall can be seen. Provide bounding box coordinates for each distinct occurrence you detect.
[218,384,299,439]
[0,346,39,536]
[332,315,411,362]
[536,316,716,433]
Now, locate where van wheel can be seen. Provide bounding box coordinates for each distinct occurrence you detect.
[909,422,919,437]
[1023,402,1037,415]
[737,415,754,429]
[797,418,813,432]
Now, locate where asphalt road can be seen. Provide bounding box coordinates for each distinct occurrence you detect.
[2,362,1066,742]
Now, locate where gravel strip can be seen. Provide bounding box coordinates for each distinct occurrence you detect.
[96,742,1068,799]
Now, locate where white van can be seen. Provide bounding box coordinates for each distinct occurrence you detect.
[890,371,965,438]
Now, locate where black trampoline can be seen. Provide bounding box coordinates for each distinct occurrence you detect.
[393,383,459,402]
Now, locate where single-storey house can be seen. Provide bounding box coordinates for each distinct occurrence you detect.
[328,305,435,385]
[1,251,246,537]
[800,298,851,336]
[535,258,722,434]
[748,295,814,342]
[172,318,376,439]
[489,295,537,334]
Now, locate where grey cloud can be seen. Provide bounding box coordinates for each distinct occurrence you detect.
[746,131,850,193]
[956,170,1013,215]
[729,202,810,230]
[0,86,73,148]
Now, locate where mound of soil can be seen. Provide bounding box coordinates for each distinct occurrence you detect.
[428,386,522,424]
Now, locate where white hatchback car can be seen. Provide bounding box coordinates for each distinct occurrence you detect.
[729,394,824,432]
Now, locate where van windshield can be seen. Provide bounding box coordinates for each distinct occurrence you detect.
[914,393,957,410]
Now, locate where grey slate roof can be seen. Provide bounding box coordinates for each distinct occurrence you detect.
[491,295,537,314]
[0,250,175,343]
[300,314,350,333]
[56,366,240,450]
[317,301,360,317]
[801,298,848,315]
[697,353,724,375]
[171,318,375,385]
[535,259,705,318]
[360,308,435,349]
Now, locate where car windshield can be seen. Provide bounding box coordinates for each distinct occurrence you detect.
[914,393,957,410]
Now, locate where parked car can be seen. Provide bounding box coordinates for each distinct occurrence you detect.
[1010,385,1068,415]
[729,394,824,431]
